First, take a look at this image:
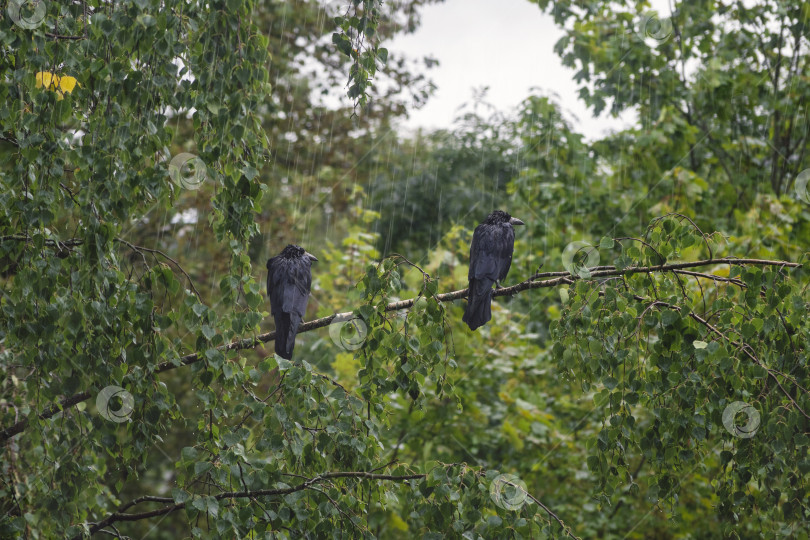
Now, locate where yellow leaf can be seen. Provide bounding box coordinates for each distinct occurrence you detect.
[35,71,79,96]
[35,71,53,89]
[59,75,78,93]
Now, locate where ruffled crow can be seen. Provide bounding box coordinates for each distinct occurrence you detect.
[462,210,524,330]
[266,244,317,359]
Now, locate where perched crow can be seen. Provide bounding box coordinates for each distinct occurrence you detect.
[462,210,525,330]
[266,244,317,359]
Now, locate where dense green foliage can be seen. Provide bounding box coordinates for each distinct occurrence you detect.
[1,0,809,538]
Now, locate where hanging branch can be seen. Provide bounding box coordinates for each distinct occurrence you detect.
[113,238,202,299]
[0,256,801,444]
[69,471,425,540]
[601,290,810,419]
[0,236,200,295]
[70,468,579,540]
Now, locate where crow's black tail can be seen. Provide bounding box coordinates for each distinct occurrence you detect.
[462,278,493,330]
[274,313,302,360]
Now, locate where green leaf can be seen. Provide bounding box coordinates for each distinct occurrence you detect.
[201,325,217,340]
[331,33,352,57]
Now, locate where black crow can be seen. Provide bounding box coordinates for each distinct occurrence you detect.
[266,244,317,359]
[462,210,525,330]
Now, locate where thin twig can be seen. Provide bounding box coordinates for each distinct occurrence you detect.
[114,237,202,299]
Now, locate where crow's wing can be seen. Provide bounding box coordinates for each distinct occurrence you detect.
[496,224,516,281]
[266,256,278,303]
[468,224,497,281]
[267,257,312,318]
[282,257,312,317]
[469,223,515,282]
[267,256,313,359]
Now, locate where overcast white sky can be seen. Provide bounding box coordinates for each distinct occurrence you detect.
[387,0,670,141]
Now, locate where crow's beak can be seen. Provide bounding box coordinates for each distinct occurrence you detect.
[509,217,525,226]
[306,251,318,262]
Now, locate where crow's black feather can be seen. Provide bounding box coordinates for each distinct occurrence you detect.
[462,210,523,330]
[266,244,316,359]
